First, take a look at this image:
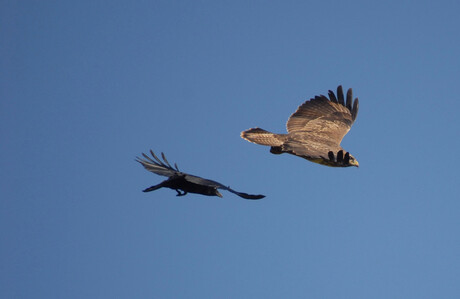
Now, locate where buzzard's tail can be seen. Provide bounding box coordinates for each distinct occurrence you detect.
[240,128,285,146]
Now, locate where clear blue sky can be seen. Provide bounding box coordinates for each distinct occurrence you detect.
[2,1,459,298]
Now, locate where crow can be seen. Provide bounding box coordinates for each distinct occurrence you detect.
[136,150,265,200]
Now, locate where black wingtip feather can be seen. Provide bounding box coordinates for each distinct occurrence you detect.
[328,86,359,122]
[337,150,344,162]
[319,95,329,101]
[328,90,338,103]
[337,85,345,105]
[346,88,353,111]
[352,98,359,121]
[344,152,350,164]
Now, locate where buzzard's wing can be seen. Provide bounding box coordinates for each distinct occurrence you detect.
[135,150,181,177]
[286,86,359,145]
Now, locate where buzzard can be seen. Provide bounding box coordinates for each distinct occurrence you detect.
[136,150,265,199]
[241,85,359,167]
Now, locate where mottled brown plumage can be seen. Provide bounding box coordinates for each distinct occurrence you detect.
[136,150,265,199]
[241,86,359,167]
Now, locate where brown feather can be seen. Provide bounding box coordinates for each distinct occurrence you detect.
[240,128,285,146]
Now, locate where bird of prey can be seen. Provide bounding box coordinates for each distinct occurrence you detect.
[241,85,359,167]
[136,150,265,199]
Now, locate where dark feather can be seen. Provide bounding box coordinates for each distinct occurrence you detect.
[337,85,345,105]
[346,88,353,111]
[352,98,359,121]
[337,150,344,162]
[328,90,338,103]
[344,152,350,164]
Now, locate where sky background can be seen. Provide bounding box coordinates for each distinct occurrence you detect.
[2,0,460,298]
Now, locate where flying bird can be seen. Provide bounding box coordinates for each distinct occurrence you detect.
[136,150,265,199]
[241,85,359,167]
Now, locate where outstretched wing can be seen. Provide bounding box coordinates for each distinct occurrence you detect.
[135,150,181,177]
[184,175,265,200]
[286,85,359,145]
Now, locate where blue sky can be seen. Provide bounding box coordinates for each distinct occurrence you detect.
[2,0,460,298]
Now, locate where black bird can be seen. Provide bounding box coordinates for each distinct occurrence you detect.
[136,150,265,200]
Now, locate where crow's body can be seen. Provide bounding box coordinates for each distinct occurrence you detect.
[143,174,222,197]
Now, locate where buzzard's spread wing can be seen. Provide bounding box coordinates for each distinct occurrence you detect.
[286,86,359,146]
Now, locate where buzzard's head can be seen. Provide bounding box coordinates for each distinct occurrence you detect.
[348,155,359,167]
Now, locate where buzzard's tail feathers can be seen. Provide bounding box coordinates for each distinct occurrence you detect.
[241,128,284,146]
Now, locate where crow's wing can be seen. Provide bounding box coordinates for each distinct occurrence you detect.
[184,175,265,200]
[136,150,180,178]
